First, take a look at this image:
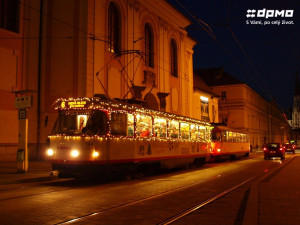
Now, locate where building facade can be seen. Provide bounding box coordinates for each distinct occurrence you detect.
[192,74,219,123]
[291,72,300,146]
[195,68,290,151]
[0,0,197,160]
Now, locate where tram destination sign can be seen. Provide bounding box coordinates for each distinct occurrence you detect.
[60,100,87,109]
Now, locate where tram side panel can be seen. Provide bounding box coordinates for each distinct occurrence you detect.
[109,139,210,170]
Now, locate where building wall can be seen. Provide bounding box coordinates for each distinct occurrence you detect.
[212,84,290,150]
[0,0,29,160]
[192,90,218,123]
[93,0,196,116]
[0,0,197,161]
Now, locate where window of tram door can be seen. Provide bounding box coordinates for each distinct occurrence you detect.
[199,126,206,141]
[211,130,221,142]
[111,112,127,136]
[82,111,108,135]
[154,117,167,138]
[180,123,190,140]
[169,120,179,138]
[136,114,152,137]
[190,124,199,140]
[221,131,227,142]
[110,113,134,136]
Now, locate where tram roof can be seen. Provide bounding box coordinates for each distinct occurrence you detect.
[212,125,248,134]
[55,97,211,126]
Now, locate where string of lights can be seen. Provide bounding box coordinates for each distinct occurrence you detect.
[49,97,212,144]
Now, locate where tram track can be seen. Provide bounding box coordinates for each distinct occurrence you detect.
[53,157,293,225]
[54,174,222,225]
[157,156,294,225]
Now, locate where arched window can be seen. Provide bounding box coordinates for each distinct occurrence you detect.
[108,2,120,53]
[170,39,178,77]
[144,23,154,67]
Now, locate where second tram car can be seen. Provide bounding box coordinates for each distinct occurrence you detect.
[210,125,250,161]
[46,97,212,176]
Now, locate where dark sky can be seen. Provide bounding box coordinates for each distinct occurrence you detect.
[168,0,300,111]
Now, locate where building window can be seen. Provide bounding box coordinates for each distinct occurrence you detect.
[170,39,178,77]
[221,91,226,100]
[108,2,120,53]
[0,0,20,33]
[144,23,154,68]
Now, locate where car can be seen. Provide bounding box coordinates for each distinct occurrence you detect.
[283,143,296,154]
[263,143,285,160]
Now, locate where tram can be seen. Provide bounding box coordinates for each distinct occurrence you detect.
[210,125,250,161]
[46,97,212,176]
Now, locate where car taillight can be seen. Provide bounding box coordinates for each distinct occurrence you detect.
[263,147,267,151]
[280,148,283,151]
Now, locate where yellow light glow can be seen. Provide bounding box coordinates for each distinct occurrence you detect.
[71,150,79,157]
[47,149,54,156]
[200,96,209,102]
[93,151,100,158]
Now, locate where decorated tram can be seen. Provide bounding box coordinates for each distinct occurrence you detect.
[46,97,212,176]
[210,125,250,161]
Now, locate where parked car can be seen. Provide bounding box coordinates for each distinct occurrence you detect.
[263,143,285,160]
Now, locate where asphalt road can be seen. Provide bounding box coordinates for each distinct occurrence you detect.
[0,152,295,225]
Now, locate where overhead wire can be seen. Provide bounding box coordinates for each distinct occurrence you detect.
[175,0,279,106]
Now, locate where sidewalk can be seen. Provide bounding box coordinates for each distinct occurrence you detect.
[0,161,53,185]
[243,155,300,225]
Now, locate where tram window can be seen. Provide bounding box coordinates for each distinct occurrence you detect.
[232,133,237,142]
[169,120,179,138]
[236,133,241,142]
[111,112,127,136]
[221,131,227,142]
[55,113,77,134]
[199,126,206,141]
[154,117,167,138]
[180,123,190,140]
[127,114,134,136]
[190,124,198,140]
[77,115,88,131]
[211,130,221,141]
[52,113,88,135]
[228,131,233,142]
[82,111,107,135]
[136,114,152,137]
[240,134,244,142]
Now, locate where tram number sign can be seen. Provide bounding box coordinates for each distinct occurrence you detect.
[61,100,87,109]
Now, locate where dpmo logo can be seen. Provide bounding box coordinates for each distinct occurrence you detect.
[246,9,294,19]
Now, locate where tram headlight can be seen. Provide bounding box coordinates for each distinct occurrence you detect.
[47,148,54,156]
[71,150,79,157]
[93,151,100,158]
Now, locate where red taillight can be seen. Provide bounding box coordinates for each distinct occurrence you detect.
[263,147,267,151]
[280,148,283,151]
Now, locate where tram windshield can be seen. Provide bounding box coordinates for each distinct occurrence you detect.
[51,110,108,136]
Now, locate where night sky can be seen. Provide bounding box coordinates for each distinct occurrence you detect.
[169,0,300,112]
